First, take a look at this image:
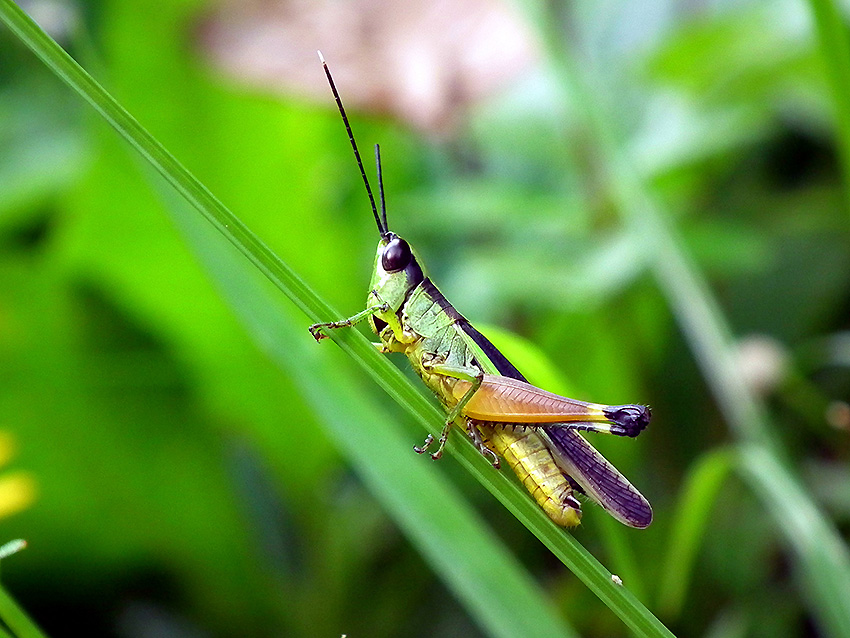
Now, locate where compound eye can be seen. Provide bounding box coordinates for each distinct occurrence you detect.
[382,237,412,272]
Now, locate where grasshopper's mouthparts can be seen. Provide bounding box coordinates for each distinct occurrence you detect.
[603,404,651,437]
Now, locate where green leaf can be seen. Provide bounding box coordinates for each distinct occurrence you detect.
[807,0,850,211]
[0,584,47,638]
[658,449,734,618]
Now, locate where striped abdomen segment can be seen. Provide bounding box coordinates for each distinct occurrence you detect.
[478,423,581,527]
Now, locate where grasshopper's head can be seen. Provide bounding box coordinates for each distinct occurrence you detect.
[369,231,425,314]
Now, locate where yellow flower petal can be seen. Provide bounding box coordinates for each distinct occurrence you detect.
[0,472,36,518]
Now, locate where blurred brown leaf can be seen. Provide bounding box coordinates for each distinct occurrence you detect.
[198,0,540,134]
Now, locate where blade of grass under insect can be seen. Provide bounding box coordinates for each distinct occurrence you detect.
[806,0,850,212]
[0,586,47,638]
[521,3,850,635]
[0,3,675,637]
[158,176,576,638]
[597,516,647,604]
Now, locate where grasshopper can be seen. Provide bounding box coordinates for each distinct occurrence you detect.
[309,53,652,528]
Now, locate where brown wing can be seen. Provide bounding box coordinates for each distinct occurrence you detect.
[453,375,650,437]
[453,375,606,422]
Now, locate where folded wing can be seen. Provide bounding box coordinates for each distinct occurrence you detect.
[542,428,653,528]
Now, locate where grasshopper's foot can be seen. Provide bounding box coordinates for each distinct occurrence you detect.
[414,427,450,460]
[308,323,331,341]
[414,421,452,460]
[413,434,434,455]
[430,429,450,460]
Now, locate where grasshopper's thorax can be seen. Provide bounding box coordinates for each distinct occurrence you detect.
[366,233,469,411]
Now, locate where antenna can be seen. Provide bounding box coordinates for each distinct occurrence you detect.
[318,51,385,235]
[375,144,387,232]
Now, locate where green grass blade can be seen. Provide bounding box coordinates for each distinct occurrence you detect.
[0,0,319,323]
[0,2,674,636]
[657,450,734,618]
[807,0,850,212]
[739,447,850,638]
[0,586,47,638]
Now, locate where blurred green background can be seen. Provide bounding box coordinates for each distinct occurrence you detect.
[1,0,850,636]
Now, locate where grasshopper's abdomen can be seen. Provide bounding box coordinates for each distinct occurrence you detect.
[479,424,582,527]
